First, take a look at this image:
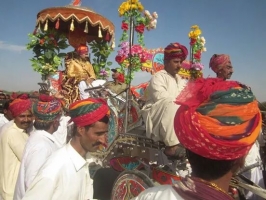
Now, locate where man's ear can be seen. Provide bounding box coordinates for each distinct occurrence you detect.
[77,126,85,137]
[231,156,246,174]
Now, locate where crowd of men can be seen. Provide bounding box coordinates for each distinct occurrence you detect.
[0,41,264,200]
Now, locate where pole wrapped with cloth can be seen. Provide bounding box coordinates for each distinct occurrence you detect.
[174,78,262,160]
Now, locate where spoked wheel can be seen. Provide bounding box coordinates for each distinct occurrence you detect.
[111,170,155,200]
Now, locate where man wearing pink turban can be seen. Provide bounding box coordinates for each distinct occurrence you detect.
[0,94,33,200]
[209,54,234,80]
[142,42,188,158]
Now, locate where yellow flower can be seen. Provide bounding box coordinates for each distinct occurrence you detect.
[137,2,144,11]
[194,28,202,36]
[131,4,138,10]
[131,0,139,3]
[188,31,197,39]
[191,25,199,29]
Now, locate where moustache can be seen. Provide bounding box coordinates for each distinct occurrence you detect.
[92,142,107,148]
[21,122,31,125]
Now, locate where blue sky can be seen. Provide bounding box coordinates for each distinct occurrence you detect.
[0,0,265,101]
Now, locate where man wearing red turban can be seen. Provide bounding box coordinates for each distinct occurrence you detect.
[62,44,96,106]
[142,42,188,158]
[23,98,109,200]
[209,54,234,80]
[0,94,33,200]
[14,95,62,199]
[134,78,262,199]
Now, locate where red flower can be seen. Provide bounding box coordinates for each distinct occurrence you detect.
[121,22,129,31]
[135,24,145,34]
[39,39,45,45]
[117,73,125,83]
[115,55,126,64]
[194,51,201,60]
[190,38,197,46]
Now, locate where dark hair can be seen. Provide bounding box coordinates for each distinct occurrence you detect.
[3,100,11,110]
[34,120,53,131]
[186,149,238,181]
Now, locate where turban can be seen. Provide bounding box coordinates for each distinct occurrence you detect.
[33,95,62,122]
[76,44,89,55]
[9,94,32,117]
[174,78,262,160]
[69,98,110,127]
[164,43,188,61]
[209,54,231,73]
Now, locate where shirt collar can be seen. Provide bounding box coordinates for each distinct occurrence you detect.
[66,141,92,171]
[13,122,27,133]
[34,130,56,143]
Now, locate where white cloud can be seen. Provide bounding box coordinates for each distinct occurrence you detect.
[0,41,26,52]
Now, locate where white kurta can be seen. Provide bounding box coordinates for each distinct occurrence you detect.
[132,185,183,200]
[0,123,29,200]
[243,142,265,200]
[14,130,59,200]
[53,116,71,148]
[0,114,9,129]
[141,70,187,146]
[22,142,94,200]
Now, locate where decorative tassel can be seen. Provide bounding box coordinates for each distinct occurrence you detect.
[70,19,75,31]
[37,22,41,31]
[111,39,115,49]
[44,20,48,31]
[105,32,110,41]
[55,18,60,29]
[84,21,88,33]
[98,26,102,38]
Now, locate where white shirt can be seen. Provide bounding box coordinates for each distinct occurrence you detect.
[22,142,94,200]
[53,116,71,148]
[0,114,9,129]
[132,185,183,200]
[79,79,106,99]
[78,81,90,99]
[14,130,59,200]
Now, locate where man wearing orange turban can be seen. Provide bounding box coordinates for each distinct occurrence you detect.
[0,94,33,200]
[142,42,188,158]
[209,54,234,80]
[134,78,262,199]
[62,44,96,107]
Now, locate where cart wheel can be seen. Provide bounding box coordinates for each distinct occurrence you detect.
[111,170,154,200]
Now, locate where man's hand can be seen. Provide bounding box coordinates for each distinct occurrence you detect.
[86,78,94,85]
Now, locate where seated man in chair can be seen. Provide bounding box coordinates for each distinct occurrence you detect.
[62,44,96,106]
[141,42,188,158]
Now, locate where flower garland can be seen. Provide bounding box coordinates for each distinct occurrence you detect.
[188,25,206,79]
[89,40,113,80]
[26,29,69,76]
[116,0,158,83]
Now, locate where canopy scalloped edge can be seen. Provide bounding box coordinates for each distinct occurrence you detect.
[36,6,115,36]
